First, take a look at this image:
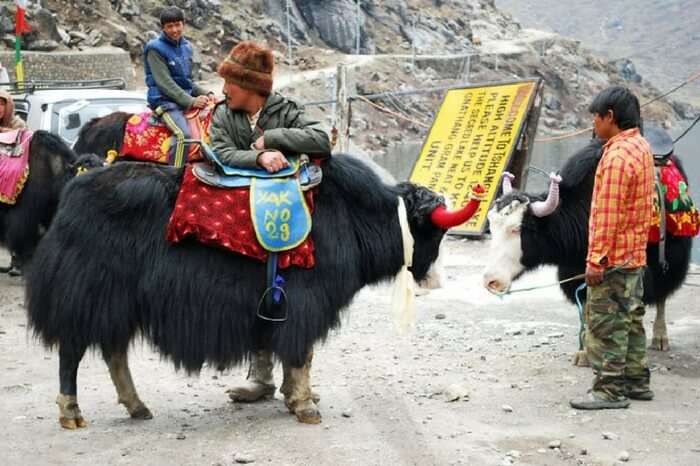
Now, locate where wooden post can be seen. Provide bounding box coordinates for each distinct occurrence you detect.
[334,63,350,153]
[507,80,544,191]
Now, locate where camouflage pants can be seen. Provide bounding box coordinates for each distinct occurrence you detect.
[585,268,650,401]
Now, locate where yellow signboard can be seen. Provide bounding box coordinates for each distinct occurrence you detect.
[410,80,539,235]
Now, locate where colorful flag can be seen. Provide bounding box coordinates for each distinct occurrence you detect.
[15,0,31,35]
[15,0,31,84]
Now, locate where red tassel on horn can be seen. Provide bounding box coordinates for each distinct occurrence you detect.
[430,184,486,229]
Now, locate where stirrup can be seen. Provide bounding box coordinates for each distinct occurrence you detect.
[256,286,289,322]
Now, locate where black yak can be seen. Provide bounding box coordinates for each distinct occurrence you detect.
[0,131,102,274]
[26,154,482,429]
[72,112,130,160]
[482,139,692,357]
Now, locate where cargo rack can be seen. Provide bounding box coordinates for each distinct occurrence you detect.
[0,78,127,94]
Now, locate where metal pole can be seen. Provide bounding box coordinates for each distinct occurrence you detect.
[355,0,361,55]
[286,0,292,62]
[464,54,471,83]
[411,15,416,73]
[330,73,337,126]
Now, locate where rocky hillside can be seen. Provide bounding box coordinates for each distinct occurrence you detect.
[0,0,687,159]
[497,0,700,111]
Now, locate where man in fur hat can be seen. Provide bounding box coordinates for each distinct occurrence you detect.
[210,41,330,402]
[210,41,331,173]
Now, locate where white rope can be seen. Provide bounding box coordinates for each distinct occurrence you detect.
[392,197,416,333]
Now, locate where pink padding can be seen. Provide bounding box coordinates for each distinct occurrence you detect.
[0,129,22,145]
[0,129,33,205]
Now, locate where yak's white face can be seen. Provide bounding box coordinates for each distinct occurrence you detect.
[482,198,529,294]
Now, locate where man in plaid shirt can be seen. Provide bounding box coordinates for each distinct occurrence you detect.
[571,87,655,410]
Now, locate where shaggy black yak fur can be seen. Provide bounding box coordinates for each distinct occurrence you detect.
[27,154,450,427]
[0,130,102,273]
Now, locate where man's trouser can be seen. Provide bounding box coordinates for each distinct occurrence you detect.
[585,267,650,401]
[155,103,191,167]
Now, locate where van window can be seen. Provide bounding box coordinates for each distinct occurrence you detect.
[52,98,148,145]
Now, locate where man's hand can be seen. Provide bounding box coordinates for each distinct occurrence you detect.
[585,265,604,287]
[253,135,265,150]
[192,95,209,109]
[257,150,289,173]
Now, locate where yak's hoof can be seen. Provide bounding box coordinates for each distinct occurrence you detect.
[573,350,590,367]
[129,404,153,420]
[289,399,321,424]
[56,394,87,430]
[227,381,276,402]
[59,415,87,430]
[650,336,670,351]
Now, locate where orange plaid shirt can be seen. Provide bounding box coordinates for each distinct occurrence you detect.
[587,128,655,271]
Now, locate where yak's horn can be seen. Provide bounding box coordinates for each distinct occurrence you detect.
[501,171,515,194]
[431,184,486,229]
[530,173,563,217]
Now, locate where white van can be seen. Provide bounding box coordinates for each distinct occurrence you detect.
[2,78,148,146]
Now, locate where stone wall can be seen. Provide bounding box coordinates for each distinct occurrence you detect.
[0,47,135,85]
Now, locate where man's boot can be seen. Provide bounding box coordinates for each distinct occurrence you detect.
[570,391,630,410]
[227,350,276,402]
[625,372,654,401]
[7,254,22,277]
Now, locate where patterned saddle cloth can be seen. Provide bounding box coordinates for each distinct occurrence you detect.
[649,158,700,242]
[0,128,33,205]
[166,165,316,268]
[119,102,215,164]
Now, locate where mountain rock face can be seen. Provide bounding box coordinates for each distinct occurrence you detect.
[295,0,368,53]
[0,0,686,156]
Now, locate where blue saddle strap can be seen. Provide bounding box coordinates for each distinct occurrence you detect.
[256,252,288,322]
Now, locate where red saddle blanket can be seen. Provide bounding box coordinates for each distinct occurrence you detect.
[649,158,700,242]
[119,103,215,164]
[0,128,33,205]
[166,166,316,269]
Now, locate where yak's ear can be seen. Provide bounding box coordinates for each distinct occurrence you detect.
[71,153,106,176]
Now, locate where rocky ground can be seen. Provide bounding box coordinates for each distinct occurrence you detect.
[1,240,699,466]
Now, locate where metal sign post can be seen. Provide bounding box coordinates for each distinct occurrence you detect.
[355,0,361,55]
[286,0,293,63]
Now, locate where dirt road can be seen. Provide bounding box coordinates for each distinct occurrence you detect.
[1,239,699,466]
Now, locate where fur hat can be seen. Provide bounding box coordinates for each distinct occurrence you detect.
[217,41,274,96]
